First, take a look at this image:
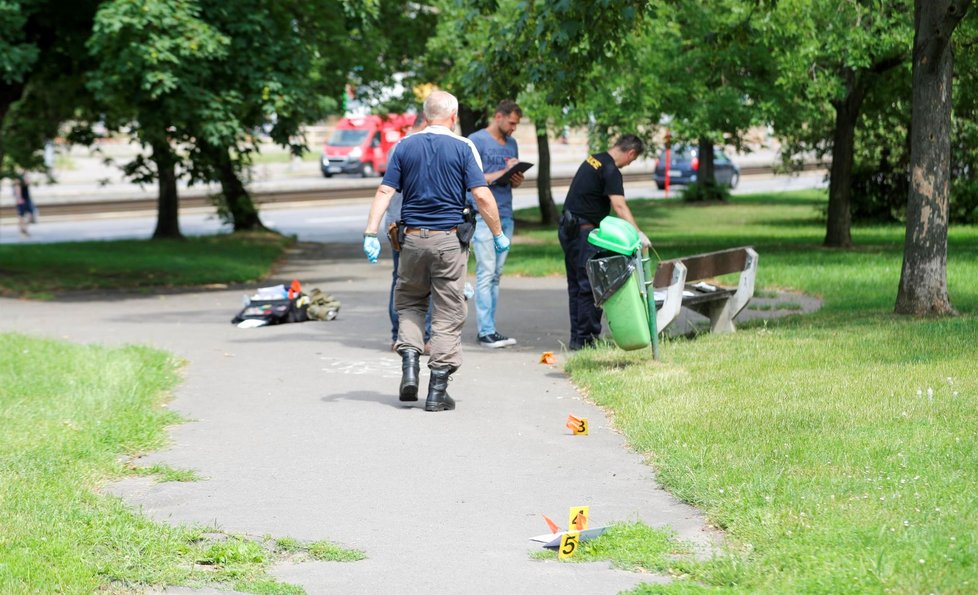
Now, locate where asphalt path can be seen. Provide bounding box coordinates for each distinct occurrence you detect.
[1,243,718,594]
[0,171,827,593]
[0,171,825,245]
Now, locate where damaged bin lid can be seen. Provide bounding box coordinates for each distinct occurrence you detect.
[587,216,641,255]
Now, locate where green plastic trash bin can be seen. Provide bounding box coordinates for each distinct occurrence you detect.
[585,217,652,351]
[587,216,642,255]
[598,265,652,350]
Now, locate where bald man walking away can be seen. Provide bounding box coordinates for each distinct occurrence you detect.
[363,91,511,412]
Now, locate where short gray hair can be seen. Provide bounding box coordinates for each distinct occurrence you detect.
[423,91,459,121]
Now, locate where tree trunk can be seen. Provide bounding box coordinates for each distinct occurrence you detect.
[697,138,716,186]
[824,75,867,248]
[0,85,23,170]
[0,84,23,130]
[151,139,183,239]
[217,149,266,232]
[895,0,970,316]
[535,122,558,225]
[458,104,486,137]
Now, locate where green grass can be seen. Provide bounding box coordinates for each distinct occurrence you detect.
[308,540,367,562]
[512,190,978,592]
[747,301,803,311]
[0,333,362,593]
[129,463,202,482]
[533,523,692,573]
[249,150,322,165]
[0,231,293,298]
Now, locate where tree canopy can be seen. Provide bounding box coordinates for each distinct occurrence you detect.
[761,0,913,247]
[2,0,976,315]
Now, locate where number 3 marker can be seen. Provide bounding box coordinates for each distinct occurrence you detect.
[566,414,589,435]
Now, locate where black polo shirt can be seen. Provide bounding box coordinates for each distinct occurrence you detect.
[562,152,624,226]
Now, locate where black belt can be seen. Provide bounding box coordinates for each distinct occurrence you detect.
[404,227,457,235]
[563,211,595,230]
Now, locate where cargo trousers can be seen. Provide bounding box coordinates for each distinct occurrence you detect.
[393,229,468,371]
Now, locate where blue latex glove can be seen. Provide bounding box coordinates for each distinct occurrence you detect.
[493,233,511,254]
[363,235,381,263]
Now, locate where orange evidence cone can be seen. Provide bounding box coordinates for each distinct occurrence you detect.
[542,514,561,534]
[565,414,583,433]
[572,511,587,530]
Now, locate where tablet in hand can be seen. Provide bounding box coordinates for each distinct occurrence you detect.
[493,161,534,185]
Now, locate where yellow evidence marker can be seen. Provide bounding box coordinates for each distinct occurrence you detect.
[558,531,580,559]
[565,414,589,435]
[568,506,589,531]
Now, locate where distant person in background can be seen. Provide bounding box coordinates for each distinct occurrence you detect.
[468,100,524,349]
[43,141,56,170]
[12,171,36,238]
[384,116,432,352]
[558,135,650,350]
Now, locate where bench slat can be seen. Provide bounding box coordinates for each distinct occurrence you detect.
[654,286,736,305]
[653,247,750,287]
[679,287,736,306]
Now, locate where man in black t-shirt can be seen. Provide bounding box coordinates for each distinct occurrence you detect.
[558,135,650,350]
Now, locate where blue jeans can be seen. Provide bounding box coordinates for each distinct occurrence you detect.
[472,215,514,337]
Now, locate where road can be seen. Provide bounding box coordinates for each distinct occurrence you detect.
[0,171,825,245]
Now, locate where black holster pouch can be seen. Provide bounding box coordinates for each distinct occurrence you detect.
[560,210,580,237]
[457,207,476,248]
[396,220,407,248]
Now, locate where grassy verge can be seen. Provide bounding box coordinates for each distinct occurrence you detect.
[516,191,978,591]
[0,231,293,298]
[250,149,322,165]
[531,523,691,573]
[0,333,362,593]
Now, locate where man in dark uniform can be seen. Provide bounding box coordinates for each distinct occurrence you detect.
[363,91,511,412]
[558,134,649,350]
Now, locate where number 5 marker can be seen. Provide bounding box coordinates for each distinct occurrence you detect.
[558,531,580,559]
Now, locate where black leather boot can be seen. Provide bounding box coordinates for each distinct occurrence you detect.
[424,367,455,412]
[398,349,420,401]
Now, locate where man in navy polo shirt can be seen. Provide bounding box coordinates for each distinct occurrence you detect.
[363,91,511,412]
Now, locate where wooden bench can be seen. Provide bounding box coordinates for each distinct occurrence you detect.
[652,247,758,333]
